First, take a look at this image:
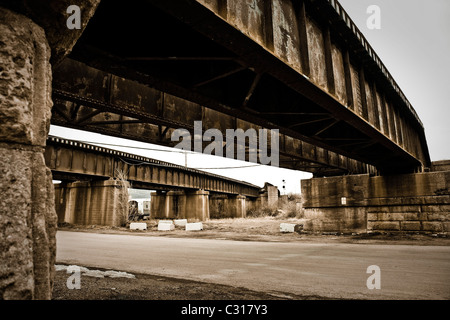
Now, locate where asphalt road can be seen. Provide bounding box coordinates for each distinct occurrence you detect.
[56,231,450,300]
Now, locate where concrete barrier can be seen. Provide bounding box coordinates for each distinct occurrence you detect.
[158,220,173,224]
[174,219,187,227]
[186,222,203,231]
[280,223,296,233]
[158,220,174,231]
[130,222,147,231]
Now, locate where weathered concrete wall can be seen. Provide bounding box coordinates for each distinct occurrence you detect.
[0,8,56,299]
[0,0,100,300]
[301,171,450,233]
[150,190,210,221]
[432,160,450,172]
[209,194,247,219]
[54,180,128,226]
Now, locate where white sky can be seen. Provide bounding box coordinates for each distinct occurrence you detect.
[50,0,449,193]
[339,0,450,161]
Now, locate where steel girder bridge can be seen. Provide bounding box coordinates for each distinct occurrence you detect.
[51,0,430,177]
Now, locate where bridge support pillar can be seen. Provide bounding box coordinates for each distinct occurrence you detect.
[0,8,56,299]
[301,167,450,233]
[210,194,247,219]
[54,180,129,227]
[0,1,100,299]
[149,191,168,219]
[151,190,210,221]
[257,182,279,208]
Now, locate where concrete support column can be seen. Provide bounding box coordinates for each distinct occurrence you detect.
[257,182,279,208]
[0,8,55,299]
[185,190,210,221]
[210,194,247,218]
[150,190,210,221]
[149,190,185,219]
[0,0,100,300]
[150,191,168,219]
[166,191,187,219]
[230,195,247,218]
[54,180,129,227]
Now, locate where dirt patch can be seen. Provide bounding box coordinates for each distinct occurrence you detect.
[58,217,450,246]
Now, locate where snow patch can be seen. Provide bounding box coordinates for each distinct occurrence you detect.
[55,264,136,279]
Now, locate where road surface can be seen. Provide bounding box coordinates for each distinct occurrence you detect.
[56,231,450,300]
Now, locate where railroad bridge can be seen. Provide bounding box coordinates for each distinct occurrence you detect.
[0,0,448,299]
[46,136,273,225]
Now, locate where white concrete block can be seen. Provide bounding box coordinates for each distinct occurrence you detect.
[174,219,187,227]
[158,222,175,231]
[280,223,296,233]
[130,222,147,231]
[158,220,173,224]
[186,222,203,231]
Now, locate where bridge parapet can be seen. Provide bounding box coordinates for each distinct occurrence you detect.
[192,0,429,170]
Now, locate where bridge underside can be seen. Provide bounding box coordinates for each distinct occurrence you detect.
[52,59,375,177]
[65,0,430,174]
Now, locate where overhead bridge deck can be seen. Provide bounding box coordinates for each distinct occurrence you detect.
[52,58,377,177]
[60,0,430,175]
[45,136,261,198]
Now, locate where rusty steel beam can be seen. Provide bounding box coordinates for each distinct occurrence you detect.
[45,136,261,197]
[63,0,430,174]
[52,58,376,176]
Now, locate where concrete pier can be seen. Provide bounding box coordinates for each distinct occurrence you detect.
[257,183,279,208]
[301,167,450,233]
[0,8,55,299]
[54,180,129,227]
[209,194,247,219]
[0,0,100,299]
[150,190,210,221]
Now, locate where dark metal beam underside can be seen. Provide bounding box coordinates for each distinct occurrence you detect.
[52,58,376,177]
[63,0,430,174]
